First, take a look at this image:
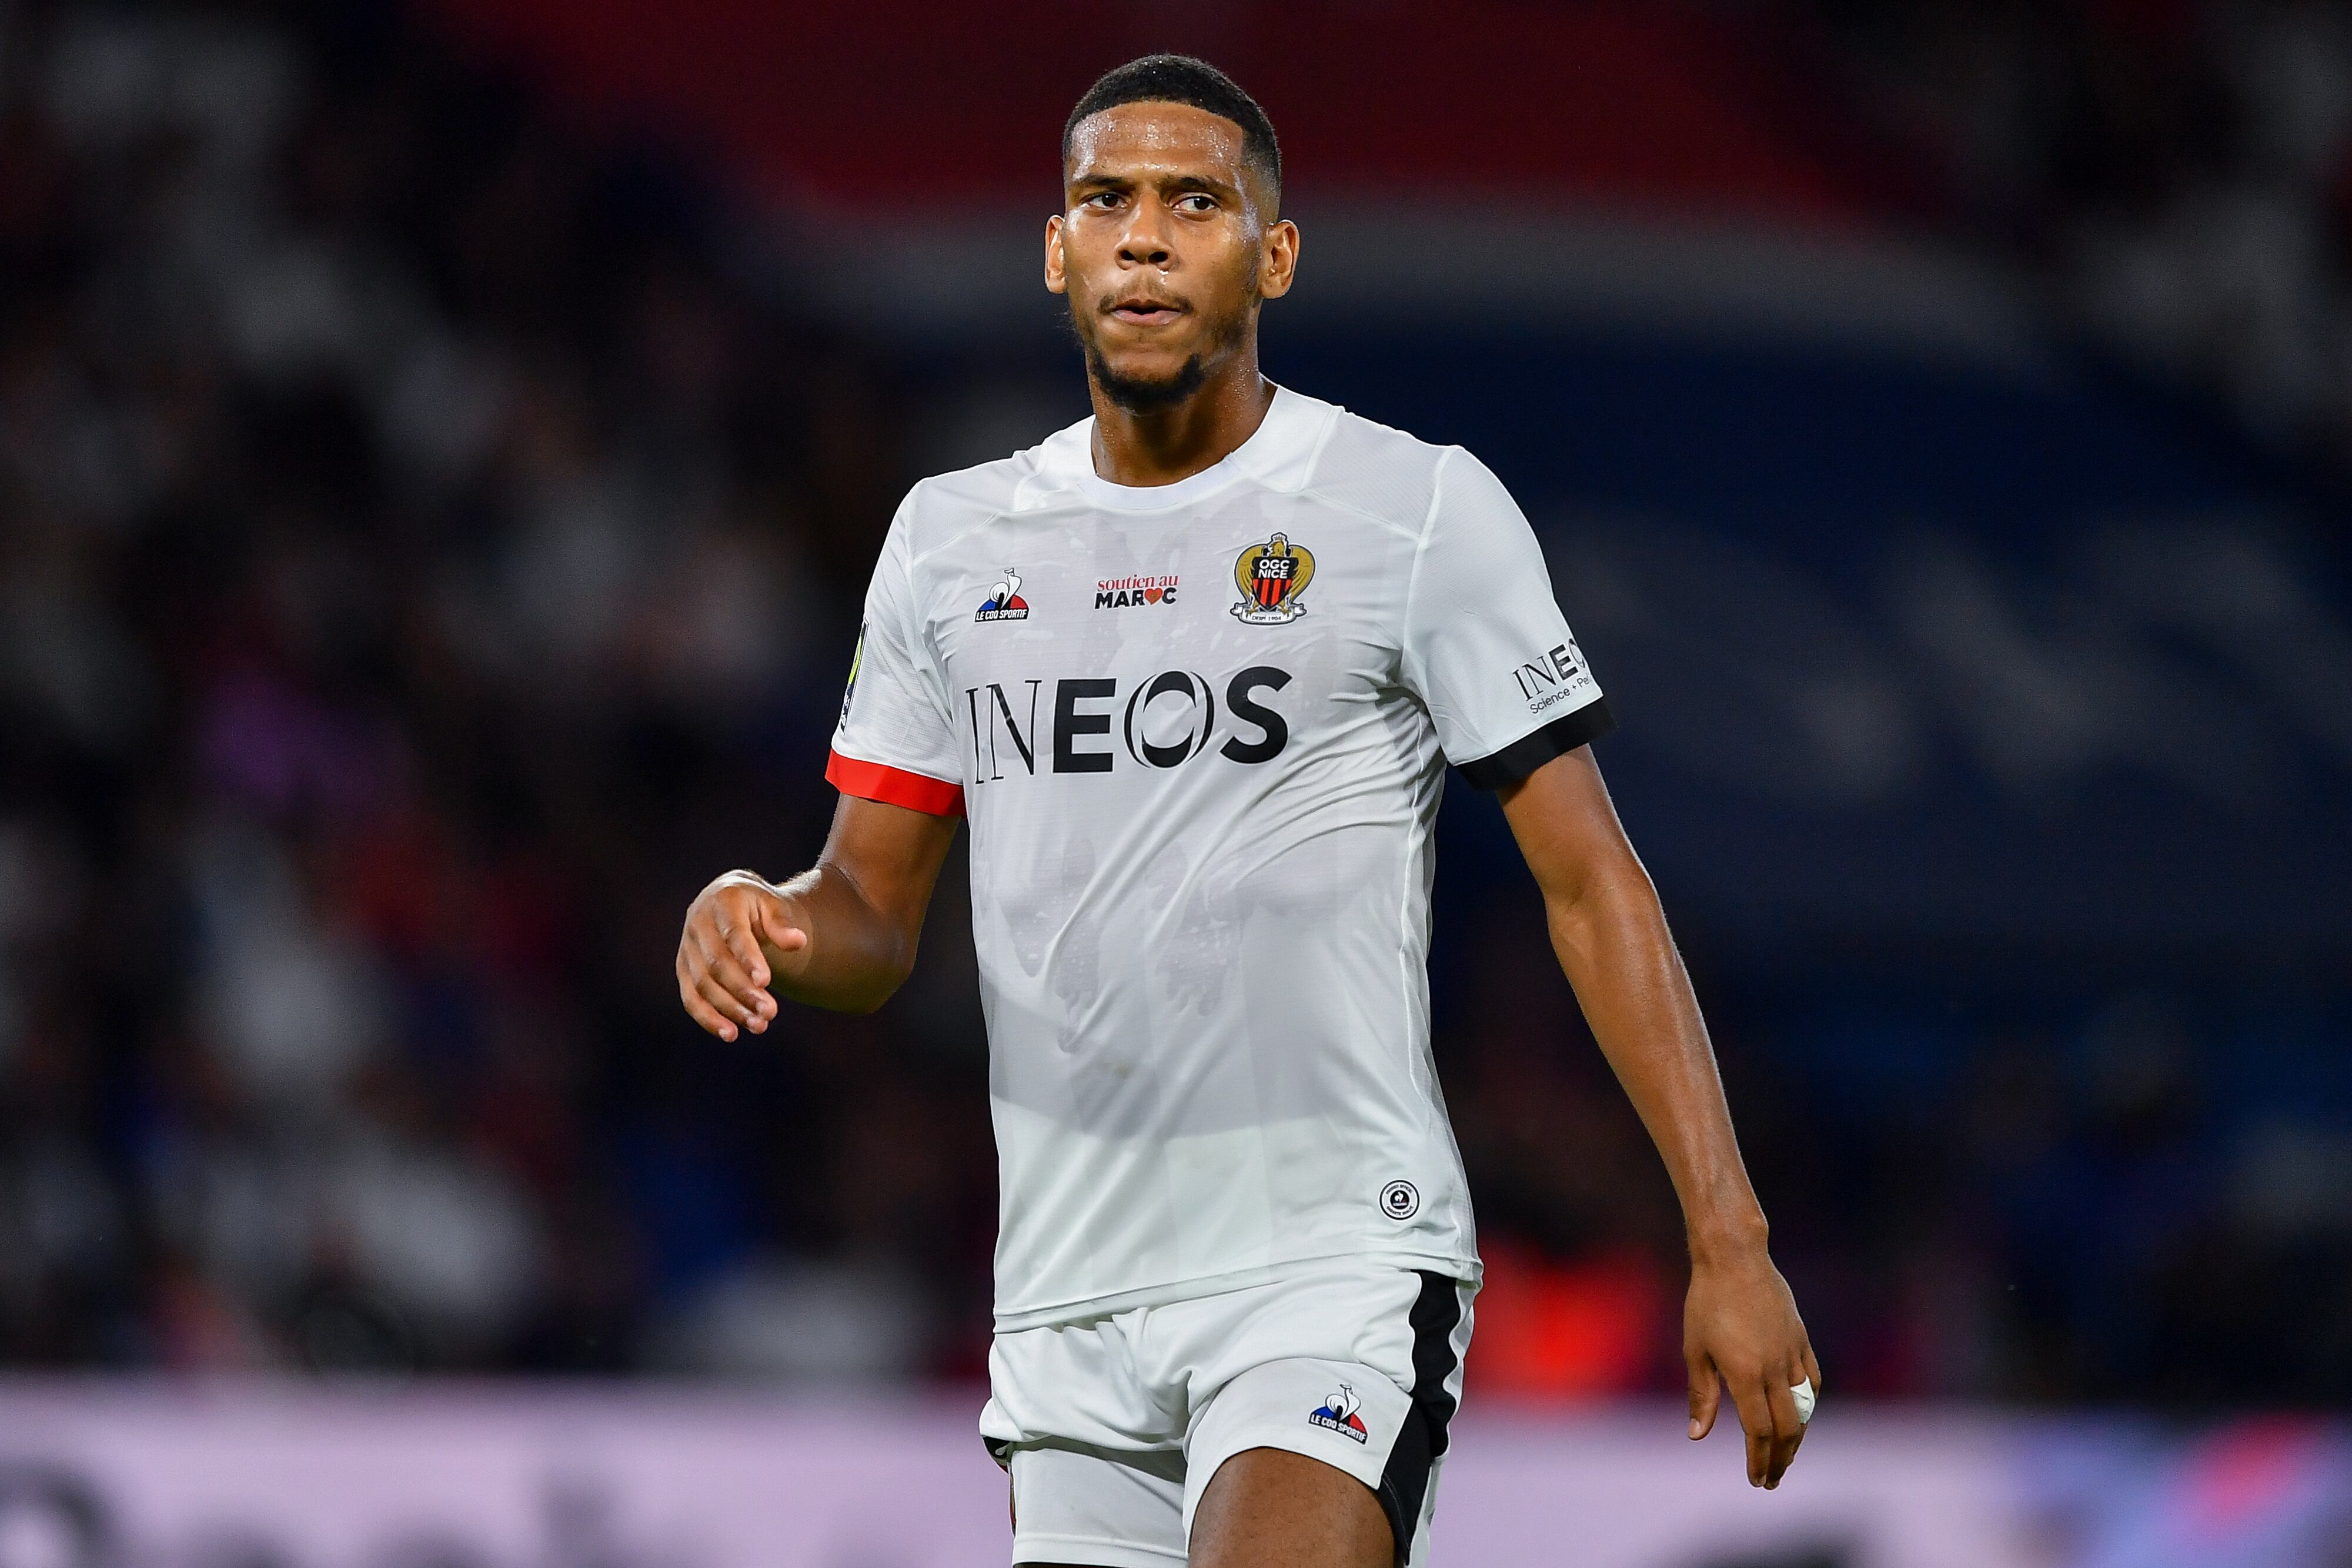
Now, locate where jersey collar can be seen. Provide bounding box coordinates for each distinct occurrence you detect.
[1053,385,1322,513]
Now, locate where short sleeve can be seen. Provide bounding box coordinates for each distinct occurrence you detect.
[827,499,965,815]
[1402,447,1615,789]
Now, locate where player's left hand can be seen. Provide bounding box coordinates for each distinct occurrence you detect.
[1683,1242,1820,1489]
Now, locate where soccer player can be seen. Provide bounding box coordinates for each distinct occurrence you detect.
[676,54,1819,1568]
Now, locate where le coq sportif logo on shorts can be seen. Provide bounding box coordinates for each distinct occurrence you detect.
[1309,1385,1369,1443]
[1379,1180,1419,1221]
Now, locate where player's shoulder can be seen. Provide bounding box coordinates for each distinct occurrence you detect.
[893,416,1094,550]
[1284,392,1487,537]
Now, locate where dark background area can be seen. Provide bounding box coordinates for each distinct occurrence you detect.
[0,0,2347,1414]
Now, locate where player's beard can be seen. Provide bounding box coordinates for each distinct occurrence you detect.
[1074,291,1255,413]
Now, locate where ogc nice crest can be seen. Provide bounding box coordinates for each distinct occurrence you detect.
[1231,532,1314,624]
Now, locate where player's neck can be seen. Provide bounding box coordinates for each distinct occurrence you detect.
[1087,355,1275,489]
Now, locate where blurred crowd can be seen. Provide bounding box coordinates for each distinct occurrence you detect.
[1818,0,2352,466]
[0,0,2345,1408]
[0,0,978,1377]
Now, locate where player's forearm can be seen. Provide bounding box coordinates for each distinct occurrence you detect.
[765,861,920,1014]
[1544,863,1769,1260]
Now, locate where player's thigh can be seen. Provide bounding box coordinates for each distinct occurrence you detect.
[1169,1268,1474,1564]
[1008,1441,1187,1568]
[1188,1446,1391,1568]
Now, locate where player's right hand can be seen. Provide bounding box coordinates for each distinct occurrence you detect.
[676,871,808,1042]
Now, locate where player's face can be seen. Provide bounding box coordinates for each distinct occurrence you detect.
[1047,102,1295,409]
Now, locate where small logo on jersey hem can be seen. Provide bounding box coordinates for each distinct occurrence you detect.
[1309,1385,1369,1443]
[1379,1180,1420,1221]
[975,568,1030,623]
[1232,533,1313,624]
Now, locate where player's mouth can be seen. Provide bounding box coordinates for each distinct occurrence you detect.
[1107,293,1186,327]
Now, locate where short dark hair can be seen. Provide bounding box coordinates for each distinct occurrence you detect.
[1062,55,1281,208]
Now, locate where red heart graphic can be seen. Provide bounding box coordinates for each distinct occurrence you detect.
[1145,587,1163,603]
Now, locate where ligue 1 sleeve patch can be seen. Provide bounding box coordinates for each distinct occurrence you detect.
[1309,1385,1370,1443]
[1231,533,1314,624]
[837,620,865,730]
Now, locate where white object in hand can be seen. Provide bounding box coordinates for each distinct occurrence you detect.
[1790,1378,1816,1426]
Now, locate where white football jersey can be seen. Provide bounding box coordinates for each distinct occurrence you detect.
[829,387,1612,1329]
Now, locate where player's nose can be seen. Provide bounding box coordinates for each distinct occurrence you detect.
[1117,202,1173,268]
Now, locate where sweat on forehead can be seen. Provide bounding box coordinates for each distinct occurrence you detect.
[1068,103,1247,172]
[1063,103,1277,218]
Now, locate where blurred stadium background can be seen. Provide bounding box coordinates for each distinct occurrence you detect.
[0,0,2347,1564]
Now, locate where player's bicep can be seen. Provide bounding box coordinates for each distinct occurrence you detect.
[1403,447,1613,785]
[817,793,961,942]
[1496,744,1647,911]
[832,500,966,796]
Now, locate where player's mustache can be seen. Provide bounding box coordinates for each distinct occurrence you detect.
[1101,289,1188,313]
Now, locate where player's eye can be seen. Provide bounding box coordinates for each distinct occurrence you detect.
[1175,194,1217,213]
[1083,191,1122,210]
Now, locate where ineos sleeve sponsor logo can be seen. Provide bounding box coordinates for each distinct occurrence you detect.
[963,667,1294,785]
[1511,640,1593,713]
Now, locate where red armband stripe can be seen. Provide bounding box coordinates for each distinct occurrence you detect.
[826,750,965,816]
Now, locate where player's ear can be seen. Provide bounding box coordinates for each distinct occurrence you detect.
[1044,215,1068,296]
[1259,219,1298,301]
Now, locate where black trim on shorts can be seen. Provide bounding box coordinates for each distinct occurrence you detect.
[1454,696,1616,790]
[1374,1271,1465,1567]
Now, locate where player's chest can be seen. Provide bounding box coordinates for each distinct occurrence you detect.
[918,510,1402,783]
[921,509,1399,684]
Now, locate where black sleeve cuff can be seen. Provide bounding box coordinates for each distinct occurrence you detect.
[1455,696,1617,790]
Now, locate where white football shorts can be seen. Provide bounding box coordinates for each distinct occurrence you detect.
[979,1261,1476,1567]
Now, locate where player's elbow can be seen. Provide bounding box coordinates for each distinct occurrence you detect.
[1544,848,1664,954]
[1542,838,1653,920]
[839,937,920,1015]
